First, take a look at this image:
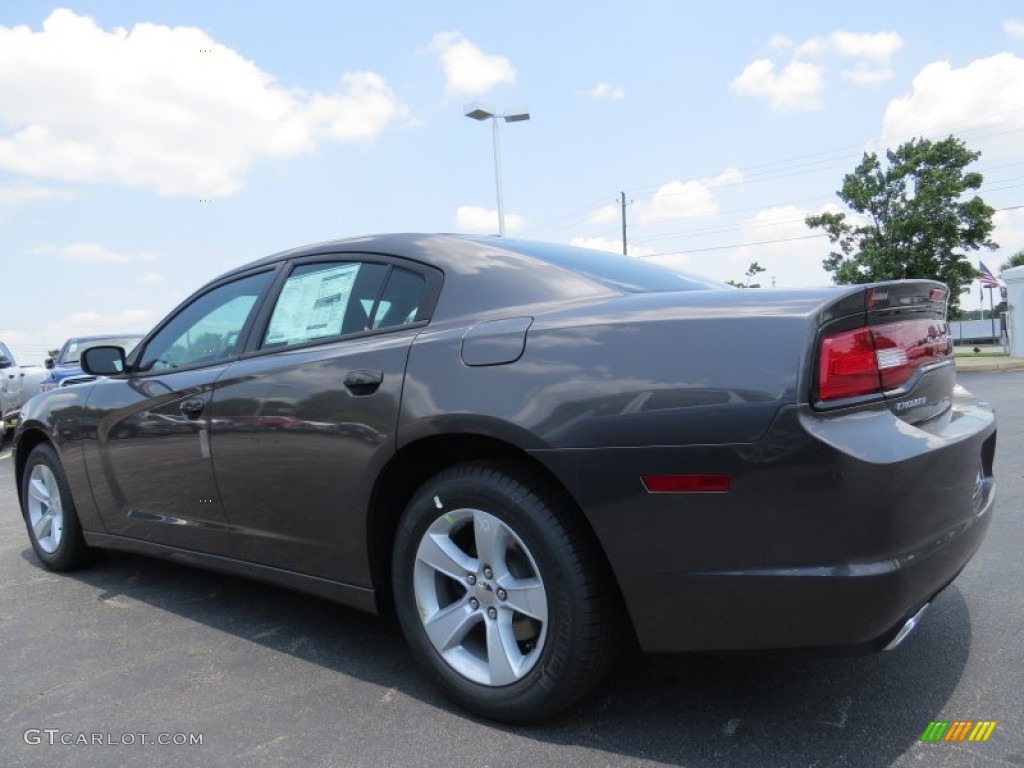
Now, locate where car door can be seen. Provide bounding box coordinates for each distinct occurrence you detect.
[83,268,277,555]
[208,257,438,585]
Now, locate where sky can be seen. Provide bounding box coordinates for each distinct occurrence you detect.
[2,1,1023,362]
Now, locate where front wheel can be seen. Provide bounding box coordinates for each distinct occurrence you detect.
[21,443,96,571]
[392,461,621,723]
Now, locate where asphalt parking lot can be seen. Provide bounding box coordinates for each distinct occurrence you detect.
[2,371,1022,768]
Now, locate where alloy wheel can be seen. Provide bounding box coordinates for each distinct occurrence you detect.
[27,463,64,554]
[413,507,549,686]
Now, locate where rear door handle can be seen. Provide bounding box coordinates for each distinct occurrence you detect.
[344,369,383,394]
[180,398,206,416]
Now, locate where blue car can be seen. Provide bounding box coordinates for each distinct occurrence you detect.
[39,334,144,391]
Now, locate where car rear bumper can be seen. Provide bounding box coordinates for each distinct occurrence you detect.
[531,386,996,653]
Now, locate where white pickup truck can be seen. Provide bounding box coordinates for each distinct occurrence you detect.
[0,341,47,433]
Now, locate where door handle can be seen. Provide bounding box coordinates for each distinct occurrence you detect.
[344,369,383,394]
[180,398,206,416]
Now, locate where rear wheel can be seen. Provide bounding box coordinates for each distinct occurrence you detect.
[392,461,621,723]
[21,443,96,571]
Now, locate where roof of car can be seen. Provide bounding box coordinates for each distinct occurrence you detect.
[234,233,499,272]
[189,232,753,324]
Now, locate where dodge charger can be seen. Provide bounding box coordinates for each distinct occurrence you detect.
[13,234,996,722]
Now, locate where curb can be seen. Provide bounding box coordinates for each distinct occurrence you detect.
[955,359,1024,373]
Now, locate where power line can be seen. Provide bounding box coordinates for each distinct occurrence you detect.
[643,233,829,257]
[637,202,1023,258]
[525,105,1024,246]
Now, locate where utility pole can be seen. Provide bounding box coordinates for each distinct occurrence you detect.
[620,191,628,255]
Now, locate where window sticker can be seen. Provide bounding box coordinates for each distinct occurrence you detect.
[266,264,358,346]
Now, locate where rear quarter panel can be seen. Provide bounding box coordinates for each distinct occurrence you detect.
[399,290,831,450]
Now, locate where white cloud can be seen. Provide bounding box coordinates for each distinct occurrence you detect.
[731,59,825,111]
[64,243,133,263]
[637,205,837,288]
[0,10,407,197]
[644,253,693,272]
[588,204,619,224]
[305,72,408,140]
[842,67,893,85]
[795,31,902,62]
[828,31,903,61]
[794,38,828,58]
[69,311,103,325]
[138,271,163,284]
[706,167,744,188]
[569,236,654,257]
[0,184,74,206]
[639,169,742,224]
[58,309,156,338]
[882,53,1024,143]
[571,236,622,253]
[723,204,835,287]
[590,82,625,100]
[121,309,155,324]
[455,205,526,233]
[642,180,719,223]
[1004,19,1024,39]
[30,242,128,263]
[428,31,517,97]
[28,242,160,266]
[4,307,158,361]
[735,30,902,110]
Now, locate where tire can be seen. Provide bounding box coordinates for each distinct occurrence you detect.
[392,461,621,723]
[21,443,96,571]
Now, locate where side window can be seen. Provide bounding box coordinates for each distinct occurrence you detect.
[371,268,427,330]
[138,271,273,372]
[263,262,387,348]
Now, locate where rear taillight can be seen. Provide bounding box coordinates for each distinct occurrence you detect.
[818,319,951,402]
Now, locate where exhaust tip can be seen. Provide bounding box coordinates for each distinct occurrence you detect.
[883,602,930,651]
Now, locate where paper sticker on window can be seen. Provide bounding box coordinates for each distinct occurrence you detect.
[265,264,358,346]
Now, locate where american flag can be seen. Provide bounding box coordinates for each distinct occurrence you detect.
[978,261,1003,289]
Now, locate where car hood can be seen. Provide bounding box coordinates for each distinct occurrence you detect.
[48,363,85,379]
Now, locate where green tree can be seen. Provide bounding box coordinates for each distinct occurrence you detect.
[1000,249,1024,271]
[726,261,767,289]
[806,136,997,315]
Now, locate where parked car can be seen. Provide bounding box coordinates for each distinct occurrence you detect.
[0,341,47,436]
[12,234,996,722]
[39,334,144,391]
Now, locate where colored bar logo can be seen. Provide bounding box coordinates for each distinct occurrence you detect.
[921,721,997,742]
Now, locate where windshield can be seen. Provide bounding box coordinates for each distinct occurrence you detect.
[59,336,143,364]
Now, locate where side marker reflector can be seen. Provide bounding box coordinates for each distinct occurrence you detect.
[642,474,731,493]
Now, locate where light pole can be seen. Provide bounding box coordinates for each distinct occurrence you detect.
[464,103,530,236]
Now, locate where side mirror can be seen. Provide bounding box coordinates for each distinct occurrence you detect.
[44,357,55,369]
[81,346,127,376]
[0,355,11,369]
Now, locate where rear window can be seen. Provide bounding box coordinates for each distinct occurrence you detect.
[489,238,728,293]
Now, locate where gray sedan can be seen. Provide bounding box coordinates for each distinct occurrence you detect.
[12,234,995,722]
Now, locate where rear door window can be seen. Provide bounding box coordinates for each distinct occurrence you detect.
[262,262,387,348]
[371,268,427,329]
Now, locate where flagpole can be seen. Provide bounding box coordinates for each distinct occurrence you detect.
[988,286,996,341]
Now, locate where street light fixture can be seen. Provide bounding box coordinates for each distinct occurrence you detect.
[464,103,530,236]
